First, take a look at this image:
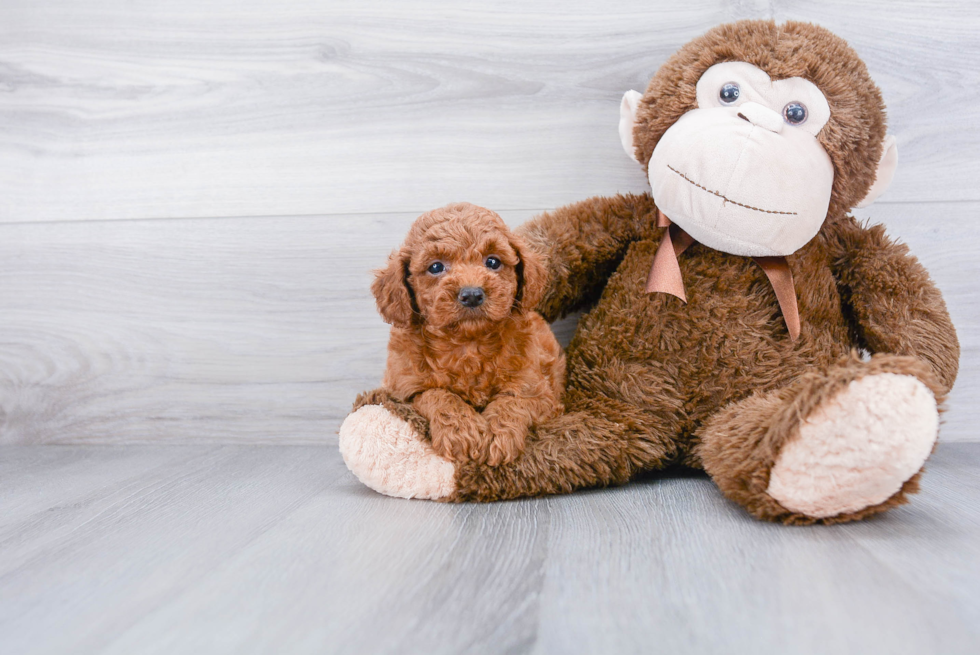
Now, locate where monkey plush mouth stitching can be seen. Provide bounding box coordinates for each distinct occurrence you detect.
[667,165,798,216]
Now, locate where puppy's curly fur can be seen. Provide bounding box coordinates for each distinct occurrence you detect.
[372,202,565,465]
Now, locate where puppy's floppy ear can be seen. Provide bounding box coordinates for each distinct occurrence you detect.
[371,249,417,328]
[510,234,547,313]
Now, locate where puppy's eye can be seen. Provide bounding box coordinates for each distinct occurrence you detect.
[484,256,502,270]
[427,261,446,275]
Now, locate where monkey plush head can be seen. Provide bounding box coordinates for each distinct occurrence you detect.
[619,20,898,257]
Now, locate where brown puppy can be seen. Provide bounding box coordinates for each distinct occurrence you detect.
[372,202,565,465]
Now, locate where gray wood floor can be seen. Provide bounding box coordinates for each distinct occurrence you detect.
[1,443,978,655]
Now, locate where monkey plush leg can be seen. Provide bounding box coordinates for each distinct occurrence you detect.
[697,354,945,524]
[339,392,455,500]
[454,391,680,501]
[340,388,680,502]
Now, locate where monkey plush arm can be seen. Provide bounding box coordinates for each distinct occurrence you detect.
[829,218,960,394]
[517,193,658,322]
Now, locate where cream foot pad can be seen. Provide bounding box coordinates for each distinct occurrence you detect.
[768,373,939,518]
[339,405,456,500]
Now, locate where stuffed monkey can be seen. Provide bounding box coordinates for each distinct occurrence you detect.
[340,20,959,524]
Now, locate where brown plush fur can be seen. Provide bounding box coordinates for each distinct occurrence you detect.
[372,203,565,465]
[353,21,960,523]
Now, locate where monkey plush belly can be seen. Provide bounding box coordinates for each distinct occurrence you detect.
[565,237,852,422]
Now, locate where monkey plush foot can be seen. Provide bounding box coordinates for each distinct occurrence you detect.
[767,373,939,518]
[339,404,456,500]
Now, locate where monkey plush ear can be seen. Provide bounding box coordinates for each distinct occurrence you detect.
[511,236,548,313]
[619,90,643,163]
[371,250,417,328]
[856,135,898,208]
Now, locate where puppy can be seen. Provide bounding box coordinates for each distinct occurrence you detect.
[372,202,565,466]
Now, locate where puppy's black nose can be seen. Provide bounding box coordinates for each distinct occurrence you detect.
[458,287,485,308]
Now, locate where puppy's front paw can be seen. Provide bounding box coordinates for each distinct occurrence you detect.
[429,413,490,463]
[482,410,529,466]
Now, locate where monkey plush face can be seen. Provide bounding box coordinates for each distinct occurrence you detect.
[620,21,899,257]
[645,62,834,256]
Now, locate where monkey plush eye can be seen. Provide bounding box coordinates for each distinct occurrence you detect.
[783,102,808,125]
[719,82,740,104]
[484,256,502,270]
[427,261,446,275]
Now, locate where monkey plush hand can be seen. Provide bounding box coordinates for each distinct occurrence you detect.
[339,20,959,524]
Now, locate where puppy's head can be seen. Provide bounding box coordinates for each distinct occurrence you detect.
[372,203,546,330]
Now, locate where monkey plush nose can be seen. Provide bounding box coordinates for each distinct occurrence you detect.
[736,101,784,133]
[458,287,485,308]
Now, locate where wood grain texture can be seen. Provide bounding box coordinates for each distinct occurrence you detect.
[0,209,542,444]
[1,202,976,445]
[0,0,977,222]
[0,443,978,654]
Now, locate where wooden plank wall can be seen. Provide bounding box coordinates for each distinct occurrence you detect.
[0,0,977,444]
